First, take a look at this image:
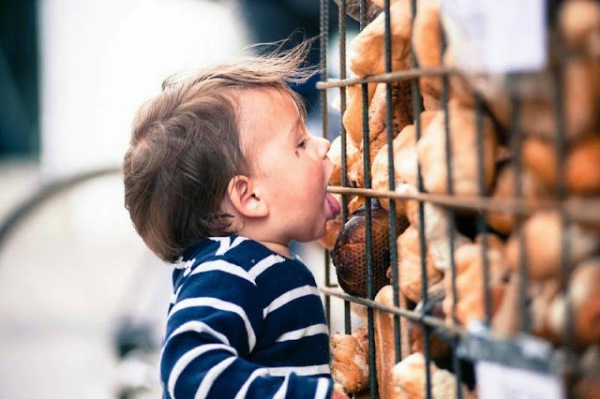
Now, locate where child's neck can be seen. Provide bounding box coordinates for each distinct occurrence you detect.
[236,228,292,259]
[256,239,292,260]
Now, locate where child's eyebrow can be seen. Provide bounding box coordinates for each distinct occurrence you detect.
[287,117,304,139]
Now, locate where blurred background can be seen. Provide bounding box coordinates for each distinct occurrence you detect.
[0,0,353,397]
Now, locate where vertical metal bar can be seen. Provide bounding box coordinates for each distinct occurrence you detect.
[320,0,332,329]
[360,2,378,397]
[339,0,349,226]
[320,0,329,142]
[339,0,352,336]
[508,75,531,334]
[439,25,463,399]
[552,57,575,395]
[474,92,493,325]
[410,1,432,398]
[383,0,402,364]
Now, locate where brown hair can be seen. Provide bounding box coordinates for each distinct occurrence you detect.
[123,41,317,262]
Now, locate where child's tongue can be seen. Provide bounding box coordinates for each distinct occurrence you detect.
[326,193,341,220]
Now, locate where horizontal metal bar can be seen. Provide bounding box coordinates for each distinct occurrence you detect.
[316,67,458,89]
[457,329,569,375]
[327,186,600,224]
[321,288,571,375]
[319,286,463,337]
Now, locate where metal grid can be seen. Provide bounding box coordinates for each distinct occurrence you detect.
[317,0,600,398]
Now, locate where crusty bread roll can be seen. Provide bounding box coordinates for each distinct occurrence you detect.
[486,163,548,235]
[504,61,599,140]
[417,99,498,196]
[401,184,471,271]
[343,83,377,149]
[547,257,600,346]
[371,112,439,215]
[392,352,474,399]
[509,56,600,140]
[567,136,600,196]
[330,323,370,394]
[492,274,562,341]
[392,352,428,399]
[521,136,557,190]
[368,82,413,150]
[573,345,600,399]
[490,272,520,337]
[408,282,452,362]
[333,0,382,24]
[505,210,600,280]
[349,0,412,77]
[523,135,600,196]
[396,225,443,303]
[531,279,563,342]
[329,136,362,187]
[474,233,506,253]
[444,5,600,139]
[331,202,409,298]
[559,0,600,57]
[374,285,410,399]
[349,81,414,188]
[320,205,344,251]
[443,242,510,326]
[319,195,366,251]
[371,125,418,215]
[443,46,512,125]
[412,0,442,110]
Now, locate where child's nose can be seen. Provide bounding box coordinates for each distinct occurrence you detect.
[316,137,331,159]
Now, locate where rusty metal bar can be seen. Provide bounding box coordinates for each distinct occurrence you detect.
[326,186,600,224]
[317,67,460,89]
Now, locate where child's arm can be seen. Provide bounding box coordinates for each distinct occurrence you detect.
[161,260,334,399]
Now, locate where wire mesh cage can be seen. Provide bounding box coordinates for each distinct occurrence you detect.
[317,0,600,398]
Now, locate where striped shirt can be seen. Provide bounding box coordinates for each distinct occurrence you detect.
[160,235,333,399]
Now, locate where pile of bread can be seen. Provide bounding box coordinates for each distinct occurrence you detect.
[323,0,600,397]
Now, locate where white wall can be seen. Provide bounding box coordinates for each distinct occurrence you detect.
[39,0,246,178]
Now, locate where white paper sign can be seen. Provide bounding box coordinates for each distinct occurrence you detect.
[476,361,565,399]
[440,0,547,73]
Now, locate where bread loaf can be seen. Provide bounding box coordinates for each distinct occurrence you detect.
[395,225,443,303]
[566,136,600,196]
[332,0,382,24]
[371,112,439,215]
[374,285,410,399]
[443,242,510,326]
[408,282,452,362]
[417,100,498,196]
[343,83,377,149]
[328,136,361,187]
[547,257,600,346]
[412,0,442,110]
[332,202,409,298]
[506,210,600,280]
[486,163,547,235]
[349,0,412,77]
[392,352,474,399]
[401,185,471,271]
[330,323,370,394]
[559,0,600,56]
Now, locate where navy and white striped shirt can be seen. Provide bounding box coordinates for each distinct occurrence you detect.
[160,235,333,399]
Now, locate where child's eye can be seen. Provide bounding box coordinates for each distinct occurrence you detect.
[297,139,307,149]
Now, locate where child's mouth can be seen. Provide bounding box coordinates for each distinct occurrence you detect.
[325,193,341,220]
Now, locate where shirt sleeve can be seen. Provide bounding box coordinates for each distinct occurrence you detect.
[160,258,333,399]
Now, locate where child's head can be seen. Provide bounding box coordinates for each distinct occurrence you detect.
[123,42,340,262]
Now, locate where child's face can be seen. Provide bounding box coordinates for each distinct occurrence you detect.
[239,88,340,244]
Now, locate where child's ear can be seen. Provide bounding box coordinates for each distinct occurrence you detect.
[226,175,268,218]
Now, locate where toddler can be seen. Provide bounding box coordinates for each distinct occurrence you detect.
[123,42,345,399]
